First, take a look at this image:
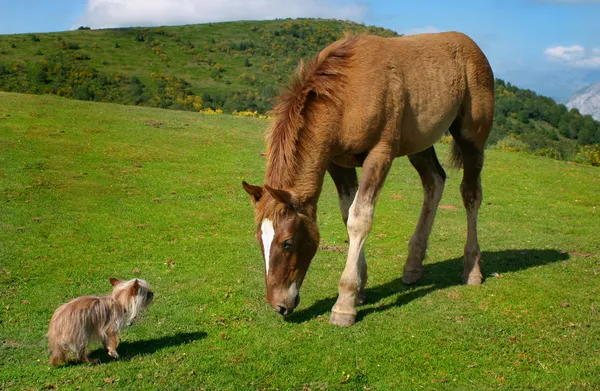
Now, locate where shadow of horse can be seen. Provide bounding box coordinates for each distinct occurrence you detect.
[90,331,207,362]
[286,249,569,324]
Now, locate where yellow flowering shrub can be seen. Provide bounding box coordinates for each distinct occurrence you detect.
[232,110,271,120]
[199,108,223,115]
[576,144,600,166]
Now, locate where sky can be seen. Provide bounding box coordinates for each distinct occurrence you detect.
[1,0,599,100]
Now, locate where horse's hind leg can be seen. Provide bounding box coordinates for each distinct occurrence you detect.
[450,122,487,285]
[402,147,446,284]
[330,149,393,326]
[327,163,367,304]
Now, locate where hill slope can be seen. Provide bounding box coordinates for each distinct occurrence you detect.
[1,19,600,162]
[0,19,397,113]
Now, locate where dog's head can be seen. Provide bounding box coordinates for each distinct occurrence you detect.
[110,278,153,324]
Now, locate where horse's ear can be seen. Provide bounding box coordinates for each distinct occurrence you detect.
[242,181,264,204]
[264,185,296,210]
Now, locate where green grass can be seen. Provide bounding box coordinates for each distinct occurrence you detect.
[1,92,599,390]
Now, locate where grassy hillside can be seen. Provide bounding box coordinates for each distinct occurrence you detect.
[1,92,599,390]
[0,19,397,113]
[1,18,600,164]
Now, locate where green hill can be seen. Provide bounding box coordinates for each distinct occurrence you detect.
[491,79,600,162]
[0,19,397,113]
[1,19,599,164]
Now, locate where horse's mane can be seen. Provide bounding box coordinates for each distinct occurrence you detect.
[264,35,359,189]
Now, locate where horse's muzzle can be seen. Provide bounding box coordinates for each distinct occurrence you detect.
[273,294,300,316]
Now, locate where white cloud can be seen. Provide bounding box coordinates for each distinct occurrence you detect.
[74,0,367,29]
[545,45,585,61]
[401,25,440,36]
[573,57,600,67]
[545,45,600,68]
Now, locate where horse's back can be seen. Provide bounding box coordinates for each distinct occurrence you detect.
[338,32,493,156]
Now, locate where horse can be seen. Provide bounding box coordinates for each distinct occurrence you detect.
[243,32,494,326]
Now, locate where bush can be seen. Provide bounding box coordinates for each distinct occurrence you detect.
[575,144,600,166]
[58,41,81,50]
[494,136,530,153]
[233,110,271,119]
[535,148,562,160]
[199,108,223,115]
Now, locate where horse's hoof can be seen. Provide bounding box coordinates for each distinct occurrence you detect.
[356,292,366,305]
[329,310,356,327]
[463,274,483,285]
[401,269,423,285]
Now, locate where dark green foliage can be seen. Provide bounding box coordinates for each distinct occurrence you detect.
[57,40,81,50]
[492,79,600,158]
[77,26,91,30]
[30,34,40,42]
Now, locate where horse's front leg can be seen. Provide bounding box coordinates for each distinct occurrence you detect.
[330,152,392,327]
[327,163,367,305]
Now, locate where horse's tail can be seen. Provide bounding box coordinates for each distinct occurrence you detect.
[449,140,463,170]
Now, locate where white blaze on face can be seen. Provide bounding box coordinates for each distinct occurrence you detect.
[260,219,275,276]
[288,280,298,299]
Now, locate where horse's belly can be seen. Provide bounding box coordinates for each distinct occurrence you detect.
[331,152,368,168]
[396,112,457,156]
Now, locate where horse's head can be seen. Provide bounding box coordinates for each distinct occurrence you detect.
[243,181,319,316]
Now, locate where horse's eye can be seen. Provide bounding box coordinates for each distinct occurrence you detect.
[282,239,294,250]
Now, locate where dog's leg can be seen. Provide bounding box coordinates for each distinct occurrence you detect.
[49,348,68,366]
[106,332,120,359]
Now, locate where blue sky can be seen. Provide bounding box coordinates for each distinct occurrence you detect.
[1,0,599,100]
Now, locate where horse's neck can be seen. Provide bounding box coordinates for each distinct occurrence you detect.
[267,138,330,209]
[290,156,328,206]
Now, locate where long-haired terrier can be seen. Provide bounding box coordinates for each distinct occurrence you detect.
[47,278,153,366]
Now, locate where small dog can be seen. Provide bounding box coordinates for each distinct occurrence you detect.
[47,278,153,366]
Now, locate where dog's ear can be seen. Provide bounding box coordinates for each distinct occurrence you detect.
[109,278,122,287]
[129,279,140,295]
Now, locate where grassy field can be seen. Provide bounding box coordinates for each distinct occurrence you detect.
[1,92,599,390]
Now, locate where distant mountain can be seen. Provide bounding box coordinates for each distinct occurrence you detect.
[566,83,600,121]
